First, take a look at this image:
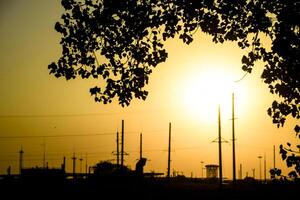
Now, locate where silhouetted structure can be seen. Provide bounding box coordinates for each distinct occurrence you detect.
[140,133,143,159]
[93,161,130,176]
[205,164,219,178]
[19,147,24,174]
[61,156,66,172]
[72,153,77,175]
[264,153,267,182]
[21,167,65,180]
[239,164,243,179]
[218,106,223,186]
[20,157,66,180]
[121,120,124,167]
[273,145,276,169]
[201,161,204,178]
[85,154,88,173]
[7,166,11,175]
[258,156,262,180]
[42,139,46,168]
[79,156,83,173]
[135,158,147,175]
[252,168,256,179]
[117,131,120,165]
[167,122,171,178]
[232,93,236,185]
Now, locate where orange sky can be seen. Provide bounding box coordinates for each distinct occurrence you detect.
[0,1,298,179]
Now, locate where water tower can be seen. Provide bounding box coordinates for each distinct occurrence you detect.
[205,164,219,178]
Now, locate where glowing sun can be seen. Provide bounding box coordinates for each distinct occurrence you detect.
[182,69,245,122]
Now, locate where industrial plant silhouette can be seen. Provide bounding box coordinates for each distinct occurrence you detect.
[1,1,299,199]
[0,118,298,199]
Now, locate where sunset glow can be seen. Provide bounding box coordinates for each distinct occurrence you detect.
[180,66,247,124]
[0,1,297,180]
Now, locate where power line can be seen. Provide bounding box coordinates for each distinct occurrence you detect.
[0,112,125,119]
[0,129,168,140]
[234,72,248,83]
[0,132,116,139]
[0,109,169,119]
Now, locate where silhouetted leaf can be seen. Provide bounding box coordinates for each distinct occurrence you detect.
[295,125,300,133]
[50,0,300,175]
[90,87,100,95]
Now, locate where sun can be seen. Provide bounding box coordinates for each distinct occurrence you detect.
[182,69,245,122]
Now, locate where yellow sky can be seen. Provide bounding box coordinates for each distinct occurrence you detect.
[0,1,298,178]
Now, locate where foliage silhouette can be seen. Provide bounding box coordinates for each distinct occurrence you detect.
[49,0,299,176]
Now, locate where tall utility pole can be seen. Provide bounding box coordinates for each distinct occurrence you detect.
[258,156,262,180]
[167,122,171,178]
[218,105,223,187]
[19,147,24,175]
[121,120,124,167]
[232,93,236,185]
[140,133,143,159]
[72,153,77,175]
[116,131,120,165]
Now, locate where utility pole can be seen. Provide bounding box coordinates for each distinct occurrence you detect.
[116,131,119,165]
[19,147,24,175]
[218,105,223,187]
[201,161,204,178]
[232,93,236,185]
[62,156,66,172]
[258,156,262,180]
[121,120,124,167]
[167,122,171,178]
[85,153,88,174]
[264,153,267,182]
[43,138,46,168]
[273,145,276,169]
[72,153,77,176]
[239,164,242,179]
[252,168,255,179]
[140,133,143,159]
[79,156,83,173]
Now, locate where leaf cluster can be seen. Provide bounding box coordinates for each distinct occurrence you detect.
[50,0,299,175]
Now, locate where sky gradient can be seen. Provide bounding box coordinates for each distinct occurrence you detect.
[0,0,298,179]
